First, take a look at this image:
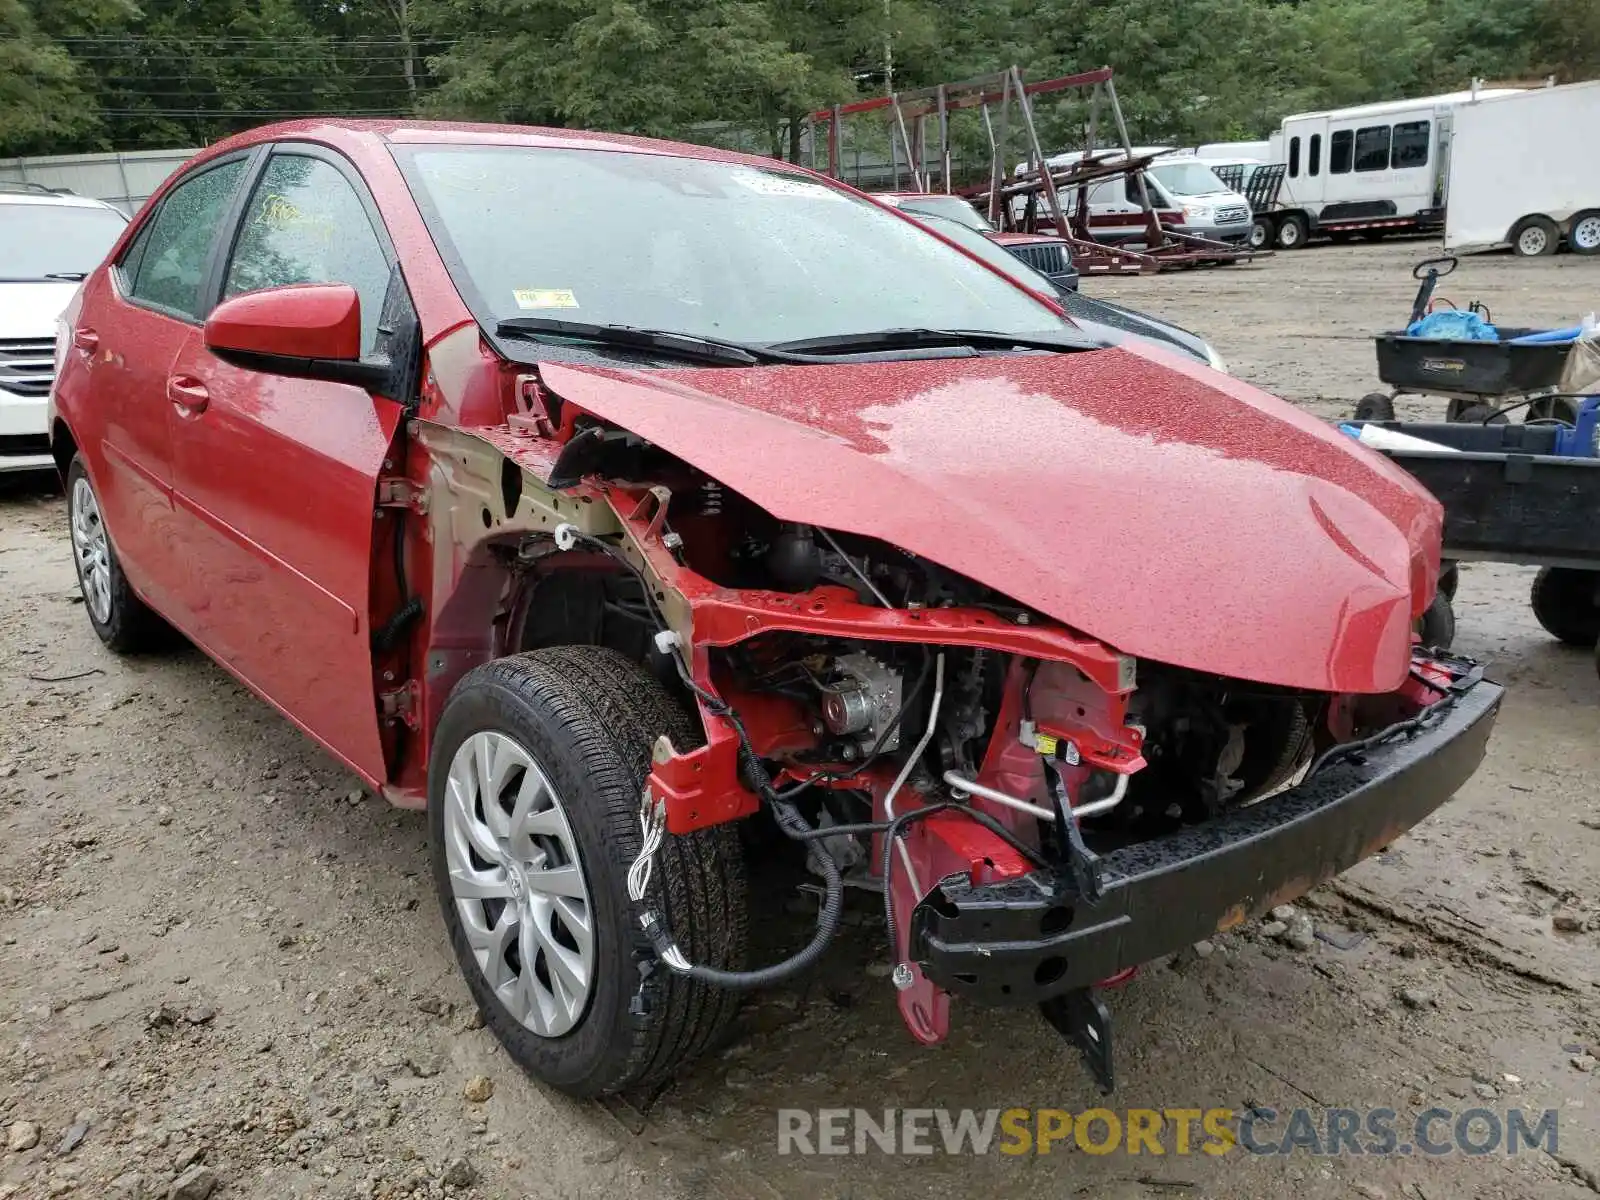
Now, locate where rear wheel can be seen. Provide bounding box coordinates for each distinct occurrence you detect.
[1568,210,1600,256]
[1510,215,1559,257]
[66,456,163,654]
[1530,567,1600,646]
[429,646,747,1097]
[1449,401,1508,424]
[1354,392,1396,422]
[1527,395,1581,425]
[1274,213,1308,250]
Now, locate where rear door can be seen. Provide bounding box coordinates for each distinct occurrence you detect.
[166,144,408,782]
[77,154,254,617]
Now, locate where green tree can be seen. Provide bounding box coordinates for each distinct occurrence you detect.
[0,0,106,154]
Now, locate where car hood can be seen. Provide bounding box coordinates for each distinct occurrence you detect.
[535,348,1442,693]
[0,281,79,339]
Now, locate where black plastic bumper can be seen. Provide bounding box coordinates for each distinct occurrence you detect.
[910,680,1502,1006]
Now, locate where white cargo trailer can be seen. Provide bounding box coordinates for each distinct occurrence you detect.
[1444,80,1600,257]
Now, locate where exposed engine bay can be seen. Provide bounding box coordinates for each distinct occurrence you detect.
[412,411,1499,1094]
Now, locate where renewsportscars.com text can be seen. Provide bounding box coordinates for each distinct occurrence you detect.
[776,1106,1560,1157]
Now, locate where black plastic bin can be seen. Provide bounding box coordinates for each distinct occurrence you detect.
[1375,329,1574,396]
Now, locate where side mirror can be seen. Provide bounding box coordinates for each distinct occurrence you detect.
[204,283,389,390]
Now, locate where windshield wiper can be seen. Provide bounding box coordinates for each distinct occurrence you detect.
[764,327,1094,356]
[495,317,782,366]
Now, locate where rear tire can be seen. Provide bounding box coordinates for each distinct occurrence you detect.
[1417,592,1455,650]
[1527,395,1581,425]
[1275,213,1308,250]
[429,645,748,1097]
[1450,402,1508,425]
[1354,392,1396,422]
[1569,211,1600,256]
[1530,567,1600,647]
[1510,215,1559,257]
[66,456,163,654]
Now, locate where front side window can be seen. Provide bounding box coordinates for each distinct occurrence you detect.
[1354,126,1392,172]
[1330,130,1354,174]
[394,145,1070,348]
[126,160,248,319]
[224,154,392,352]
[0,203,126,282]
[1391,121,1430,169]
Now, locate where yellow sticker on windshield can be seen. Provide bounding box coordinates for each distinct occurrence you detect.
[514,289,579,310]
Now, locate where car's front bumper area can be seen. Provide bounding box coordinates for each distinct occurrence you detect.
[910,676,1502,1006]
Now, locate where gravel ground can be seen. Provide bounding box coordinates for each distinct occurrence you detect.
[1,239,1597,1200]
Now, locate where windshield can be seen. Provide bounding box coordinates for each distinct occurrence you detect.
[891,195,994,232]
[394,145,1069,348]
[1149,162,1230,198]
[0,202,127,279]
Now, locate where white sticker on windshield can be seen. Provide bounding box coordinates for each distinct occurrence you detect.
[514,288,579,310]
[729,170,845,200]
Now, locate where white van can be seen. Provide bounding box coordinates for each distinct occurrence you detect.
[1014,148,1254,246]
[1261,87,1522,249]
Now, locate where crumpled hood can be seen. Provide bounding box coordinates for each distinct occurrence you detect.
[537,346,1442,694]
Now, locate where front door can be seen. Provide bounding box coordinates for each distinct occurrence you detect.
[168,146,406,782]
[81,155,252,616]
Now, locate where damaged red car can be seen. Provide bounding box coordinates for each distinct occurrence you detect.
[50,120,1501,1098]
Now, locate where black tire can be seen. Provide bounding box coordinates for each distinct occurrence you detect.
[428,645,747,1097]
[1570,210,1600,257]
[65,455,163,654]
[1417,592,1455,650]
[1275,213,1308,250]
[1438,560,1459,602]
[1527,396,1581,425]
[1530,567,1600,647]
[1510,215,1559,258]
[1248,218,1272,250]
[1354,392,1396,422]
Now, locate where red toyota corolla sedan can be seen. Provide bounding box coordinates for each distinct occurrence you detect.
[50,120,1500,1099]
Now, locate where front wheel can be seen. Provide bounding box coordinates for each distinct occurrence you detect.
[1248,218,1273,250]
[1510,215,1559,257]
[66,456,162,653]
[1530,567,1600,646]
[429,645,747,1098]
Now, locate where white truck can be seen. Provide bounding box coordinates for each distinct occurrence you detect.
[1444,80,1600,257]
[1250,87,1522,249]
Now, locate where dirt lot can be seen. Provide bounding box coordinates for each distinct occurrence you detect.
[2,239,1598,1200]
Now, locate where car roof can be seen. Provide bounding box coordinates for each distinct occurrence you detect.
[185,117,802,176]
[0,188,124,214]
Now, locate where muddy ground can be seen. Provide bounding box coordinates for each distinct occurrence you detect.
[1,239,1597,1200]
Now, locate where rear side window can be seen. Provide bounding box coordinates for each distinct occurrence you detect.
[223,154,392,353]
[1309,134,1322,176]
[1391,121,1430,169]
[1330,130,1353,174]
[1288,136,1301,178]
[125,160,248,320]
[1354,126,1392,172]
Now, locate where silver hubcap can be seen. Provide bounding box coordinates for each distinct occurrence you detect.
[1518,227,1548,255]
[69,476,113,624]
[1573,217,1600,251]
[444,731,595,1037]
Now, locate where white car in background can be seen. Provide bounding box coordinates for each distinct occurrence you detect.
[0,184,128,473]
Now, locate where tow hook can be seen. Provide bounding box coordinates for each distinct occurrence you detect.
[1040,986,1115,1094]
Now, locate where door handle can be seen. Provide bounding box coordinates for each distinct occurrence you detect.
[72,328,99,354]
[166,375,210,414]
